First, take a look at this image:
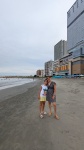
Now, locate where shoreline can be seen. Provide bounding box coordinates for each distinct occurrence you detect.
[0,79,41,102]
[0,78,35,91]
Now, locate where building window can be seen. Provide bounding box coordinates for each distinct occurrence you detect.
[73,6,74,12]
[81,47,84,54]
[80,48,82,55]
[77,0,78,7]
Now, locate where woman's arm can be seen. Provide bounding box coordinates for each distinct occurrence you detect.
[52,83,56,99]
[53,83,56,96]
[38,86,42,100]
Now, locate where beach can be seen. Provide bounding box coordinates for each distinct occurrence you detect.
[0,78,84,150]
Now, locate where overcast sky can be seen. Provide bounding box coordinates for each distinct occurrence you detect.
[0,0,76,76]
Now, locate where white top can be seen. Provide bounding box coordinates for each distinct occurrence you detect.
[40,84,48,97]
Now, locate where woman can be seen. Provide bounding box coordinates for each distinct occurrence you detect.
[38,78,48,118]
[46,76,59,120]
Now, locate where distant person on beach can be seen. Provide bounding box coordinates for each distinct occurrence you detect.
[46,76,59,120]
[38,79,48,118]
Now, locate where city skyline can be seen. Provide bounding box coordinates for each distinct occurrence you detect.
[0,0,76,75]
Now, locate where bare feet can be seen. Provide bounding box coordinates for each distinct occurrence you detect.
[54,114,59,120]
[48,112,52,116]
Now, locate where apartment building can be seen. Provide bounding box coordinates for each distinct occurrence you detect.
[54,40,67,61]
[67,0,84,75]
[45,60,54,76]
[36,70,44,77]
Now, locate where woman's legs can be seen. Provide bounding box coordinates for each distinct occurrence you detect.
[52,102,59,120]
[39,101,42,114]
[42,101,45,113]
[39,101,44,118]
[48,102,52,116]
[40,101,45,113]
[52,102,56,116]
[41,101,47,115]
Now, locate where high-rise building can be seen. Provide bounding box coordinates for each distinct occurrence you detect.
[67,0,84,75]
[67,0,84,51]
[45,60,54,76]
[40,70,45,77]
[54,40,67,61]
[36,70,41,77]
[36,70,44,77]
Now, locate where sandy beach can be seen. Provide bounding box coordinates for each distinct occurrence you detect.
[0,78,84,150]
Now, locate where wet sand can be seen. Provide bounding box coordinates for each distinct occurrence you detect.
[0,78,84,150]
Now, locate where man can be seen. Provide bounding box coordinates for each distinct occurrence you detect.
[46,76,59,120]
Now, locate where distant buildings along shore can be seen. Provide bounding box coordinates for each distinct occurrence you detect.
[36,70,44,77]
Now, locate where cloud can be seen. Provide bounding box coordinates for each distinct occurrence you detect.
[0,0,76,75]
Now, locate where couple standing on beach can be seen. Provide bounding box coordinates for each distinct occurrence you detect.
[38,76,59,120]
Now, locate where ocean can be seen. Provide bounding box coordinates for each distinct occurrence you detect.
[0,78,34,90]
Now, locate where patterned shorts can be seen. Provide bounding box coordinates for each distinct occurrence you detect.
[40,96,46,102]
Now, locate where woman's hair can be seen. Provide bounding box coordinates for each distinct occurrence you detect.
[44,78,48,82]
[47,76,52,78]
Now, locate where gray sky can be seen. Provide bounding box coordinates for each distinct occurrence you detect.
[0,0,76,76]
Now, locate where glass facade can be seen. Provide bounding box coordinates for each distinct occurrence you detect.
[73,49,81,58]
[67,0,84,50]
